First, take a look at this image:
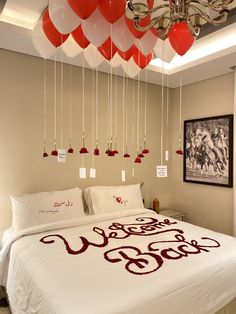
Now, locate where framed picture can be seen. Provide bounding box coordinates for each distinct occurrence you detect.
[183,114,233,188]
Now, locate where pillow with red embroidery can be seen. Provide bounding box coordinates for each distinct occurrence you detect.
[84,184,144,214]
[11,187,85,232]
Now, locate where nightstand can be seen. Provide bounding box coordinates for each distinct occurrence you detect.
[159,209,186,221]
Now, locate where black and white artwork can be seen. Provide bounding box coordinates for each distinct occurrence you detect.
[184,115,233,187]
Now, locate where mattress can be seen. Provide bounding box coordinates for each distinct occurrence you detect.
[1,208,236,314]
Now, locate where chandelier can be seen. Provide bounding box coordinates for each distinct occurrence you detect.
[126,0,233,55]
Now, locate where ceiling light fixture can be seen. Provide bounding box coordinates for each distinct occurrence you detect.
[126,0,233,55]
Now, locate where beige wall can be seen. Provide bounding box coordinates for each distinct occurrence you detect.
[0,49,173,230]
[171,73,234,235]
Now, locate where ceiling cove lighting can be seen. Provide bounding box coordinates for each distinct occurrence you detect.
[126,0,233,55]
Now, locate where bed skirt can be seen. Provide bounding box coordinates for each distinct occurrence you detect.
[216,298,236,314]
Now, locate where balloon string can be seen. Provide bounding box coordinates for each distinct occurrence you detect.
[132,79,135,155]
[137,53,140,153]
[144,67,148,146]
[110,24,113,147]
[166,76,169,150]
[69,61,72,147]
[161,42,164,165]
[114,72,118,149]
[92,68,95,167]
[60,47,63,148]
[43,59,47,151]
[179,74,182,148]
[95,53,99,146]
[82,51,85,140]
[125,77,129,153]
[54,53,57,149]
[107,72,110,147]
[122,71,125,155]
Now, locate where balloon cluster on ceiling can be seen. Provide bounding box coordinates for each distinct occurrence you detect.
[32,0,196,78]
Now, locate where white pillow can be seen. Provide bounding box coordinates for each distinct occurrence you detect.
[11,187,85,231]
[84,184,144,214]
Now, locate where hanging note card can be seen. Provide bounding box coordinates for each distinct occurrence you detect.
[57,149,67,163]
[79,167,86,179]
[156,165,168,178]
[121,170,126,182]
[90,168,96,178]
[165,150,169,161]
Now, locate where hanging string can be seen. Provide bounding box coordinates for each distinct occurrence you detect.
[43,60,48,157]
[122,71,125,156]
[60,46,64,149]
[132,79,136,174]
[161,42,165,165]
[134,52,141,163]
[124,74,130,157]
[91,68,95,166]
[95,53,99,153]
[179,75,183,149]
[110,24,113,153]
[114,71,118,154]
[106,71,110,153]
[79,51,89,158]
[68,60,73,153]
[165,76,169,152]
[142,66,149,154]
[51,52,58,156]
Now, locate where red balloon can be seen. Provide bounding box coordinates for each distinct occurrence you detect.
[168,21,195,56]
[125,15,151,39]
[68,0,99,19]
[72,25,90,49]
[133,50,153,69]
[118,45,137,61]
[151,28,159,37]
[99,0,126,24]
[98,37,117,61]
[42,9,69,47]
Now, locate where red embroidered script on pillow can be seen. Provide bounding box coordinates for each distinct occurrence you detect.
[40,217,220,276]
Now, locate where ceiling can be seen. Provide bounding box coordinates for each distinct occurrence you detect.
[0,0,236,88]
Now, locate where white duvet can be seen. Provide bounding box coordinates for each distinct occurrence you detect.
[1,208,236,314]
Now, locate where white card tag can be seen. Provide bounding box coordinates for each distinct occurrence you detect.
[121,170,126,182]
[79,167,86,179]
[90,168,96,178]
[165,150,169,161]
[57,149,67,163]
[132,168,135,177]
[156,165,168,177]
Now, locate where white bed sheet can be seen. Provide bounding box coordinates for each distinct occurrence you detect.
[1,208,236,314]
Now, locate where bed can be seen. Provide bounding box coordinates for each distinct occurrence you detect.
[1,207,236,314]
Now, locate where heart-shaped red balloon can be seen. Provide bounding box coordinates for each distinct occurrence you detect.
[118,45,137,61]
[99,0,126,24]
[98,37,117,61]
[168,21,195,56]
[68,0,99,19]
[133,50,153,69]
[72,25,90,49]
[42,9,69,47]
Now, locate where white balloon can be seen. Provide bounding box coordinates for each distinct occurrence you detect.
[84,45,104,68]
[49,0,81,34]
[32,20,56,59]
[110,53,123,68]
[153,38,176,63]
[62,35,83,58]
[135,30,157,56]
[82,8,110,48]
[122,59,140,78]
[112,16,135,52]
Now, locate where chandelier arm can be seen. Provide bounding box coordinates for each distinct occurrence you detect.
[190,0,231,11]
[188,4,229,25]
[186,18,200,37]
